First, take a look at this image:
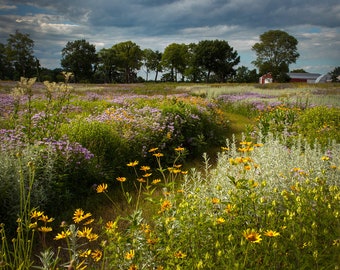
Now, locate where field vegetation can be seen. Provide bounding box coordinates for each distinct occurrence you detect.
[0,78,339,269]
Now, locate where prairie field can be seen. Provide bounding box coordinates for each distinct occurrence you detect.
[0,79,339,269]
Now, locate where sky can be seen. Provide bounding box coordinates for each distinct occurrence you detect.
[0,0,339,76]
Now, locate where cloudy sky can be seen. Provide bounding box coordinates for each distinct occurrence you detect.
[0,0,339,75]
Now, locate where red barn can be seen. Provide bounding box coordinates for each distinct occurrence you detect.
[259,73,273,84]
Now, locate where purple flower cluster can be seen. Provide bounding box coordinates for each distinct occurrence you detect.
[218,92,281,111]
[37,138,94,160]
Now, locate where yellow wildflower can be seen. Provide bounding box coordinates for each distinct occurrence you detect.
[264,230,280,237]
[174,251,187,259]
[127,160,139,167]
[148,147,158,153]
[153,153,164,157]
[175,147,185,152]
[152,179,161,184]
[125,249,135,260]
[211,198,220,204]
[38,226,52,233]
[77,227,93,238]
[216,217,225,224]
[140,166,150,171]
[91,249,102,262]
[243,228,262,243]
[116,177,127,182]
[96,183,108,193]
[54,230,71,240]
[160,200,172,212]
[30,210,43,219]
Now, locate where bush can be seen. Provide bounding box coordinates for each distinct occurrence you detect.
[295,106,340,147]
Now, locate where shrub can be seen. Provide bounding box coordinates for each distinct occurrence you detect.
[295,106,340,147]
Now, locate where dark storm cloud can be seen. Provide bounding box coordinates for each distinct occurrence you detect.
[1,0,339,73]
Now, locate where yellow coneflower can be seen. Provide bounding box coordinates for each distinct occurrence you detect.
[77,227,93,238]
[160,200,172,212]
[140,166,150,171]
[91,249,102,262]
[116,177,127,182]
[152,179,161,185]
[30,210,43,219]
[243,228,262,243]
[174,251,187,259]
[125,249,135,260]
[264,230,280,237]
[127,160,139,167]
[216,217,225,224]
[211,197,220,204]
[96,183,108,193]
[54,230,71,240]
[38,226,52,233]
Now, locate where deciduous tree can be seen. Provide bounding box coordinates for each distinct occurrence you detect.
[6,30,36,80]
[194,40,240,82]
[252,30,299,82]
[112,41,143,83]
[61,39,98,82]
[162,43,188,82]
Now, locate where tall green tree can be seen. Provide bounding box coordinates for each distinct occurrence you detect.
[194,40,240,82]
[162,43,188,82]
[6,30,36,80]
[233,66,259,83]
[97,47,118,83]
[112,41,143,83]
[252,30,299,82]
[0,42,13,80]
[142,48,163,82]
[61,39,98,82]
[329,66,340,82]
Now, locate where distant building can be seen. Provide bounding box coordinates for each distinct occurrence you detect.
[315,73,332,83]
[288,72,321,83]
[259,73,273,84]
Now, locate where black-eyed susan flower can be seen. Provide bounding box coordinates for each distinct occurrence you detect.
[211,198,220,204]
[73,208,85,223]
[175,146,185,152]
[174,251,187,259]
[127,160,139,167]
[153,153,164,158]
[116,177,127,182]
[160,200,172,212]
[143,173,152,177]
[148,147,158,153]
[125,249,135,260]
[105,220,117,231]
[77,227,93,238]
[216,217,225,224]
[264,230,280,237]
[39,214,54,223]
[38,226,52,233]
[137,178,146,183]
[128,264,138,270]
[30,210,43,219]
[243,228,262,243]
[87,233,99,241]
[140,165,150,171]
[96,183,108,193]
[91,249,102,262]
[152,179,161,185]
[54,230,71,240]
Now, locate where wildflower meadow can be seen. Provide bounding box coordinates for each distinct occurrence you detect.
[0,78,339,269]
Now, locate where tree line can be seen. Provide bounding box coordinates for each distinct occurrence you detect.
[1,29,339,83]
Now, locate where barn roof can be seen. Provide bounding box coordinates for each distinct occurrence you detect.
[288,72,321,80]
